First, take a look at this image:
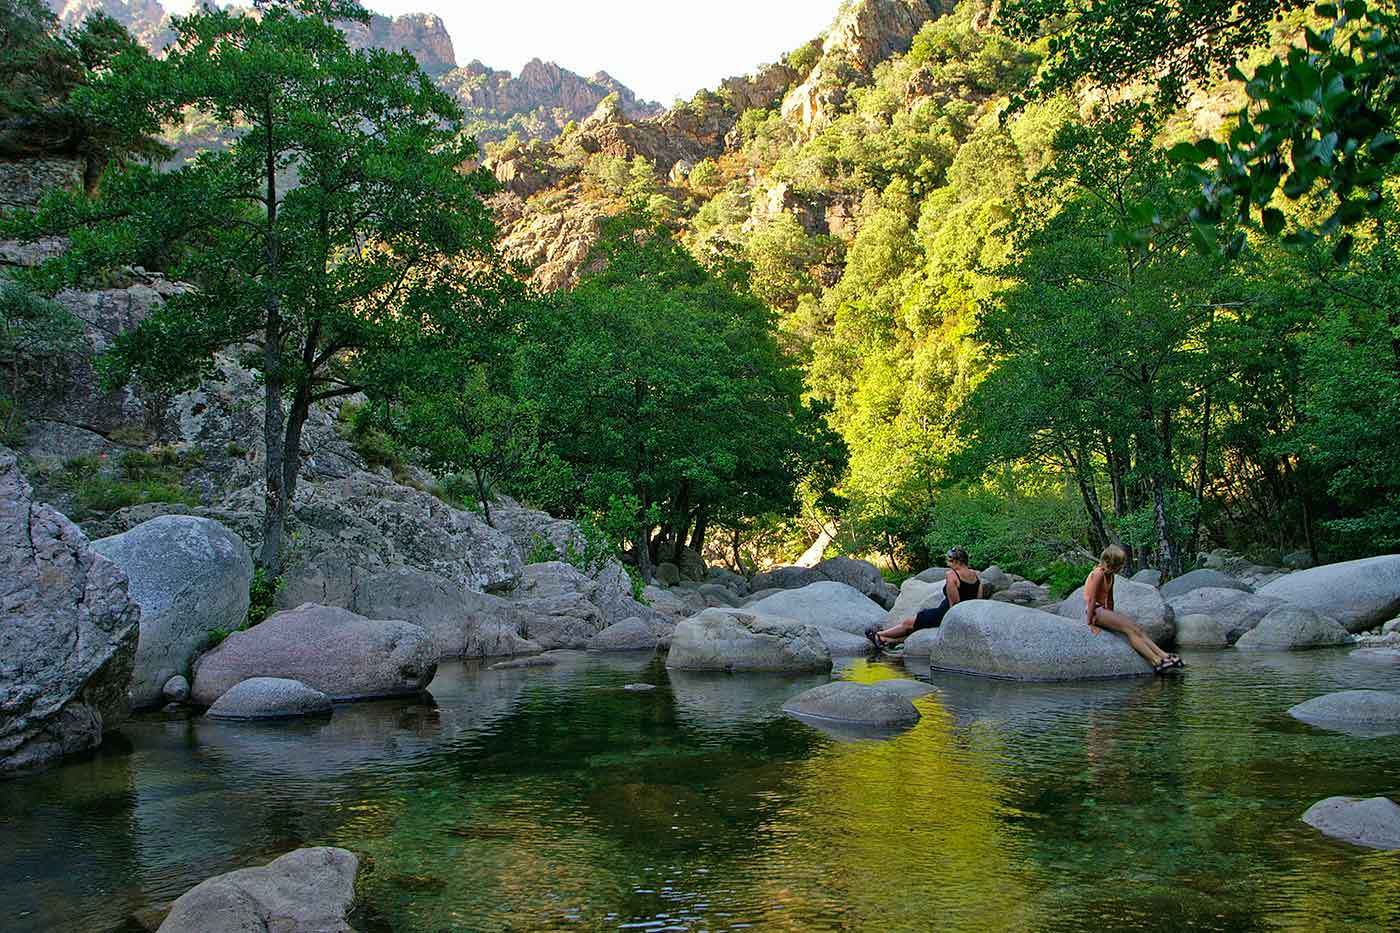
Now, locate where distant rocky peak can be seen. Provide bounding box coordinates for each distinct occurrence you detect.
[340,11,458,76]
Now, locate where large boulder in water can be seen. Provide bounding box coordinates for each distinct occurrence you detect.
[932,601,1155,681]
[1160,568,1252,599]
[1301,797,1400,850]
[745,581,887,635]
[1287,690,1400,734]
[1058,575,1175,645]
[191,603,436,705]
[781,681,921,727]
[347,566,537,659]
[1258,555,1400,633]
[158,846,359,932]
[1,446,140,776]
[588,617,667,652]
[812,556,899,609]
[665,608,832,673]
[1165,587,1285,644]
[1234,606,1351,650]
[92,515,253,708]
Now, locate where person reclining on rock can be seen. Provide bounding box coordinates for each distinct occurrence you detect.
[866,547,981,651]
[1086,544,1182,673]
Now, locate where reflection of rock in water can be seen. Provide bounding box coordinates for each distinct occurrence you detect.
[1,745,140,933]
[923,669,1160,735]
[666,669,832,736]
[186,661,531,779]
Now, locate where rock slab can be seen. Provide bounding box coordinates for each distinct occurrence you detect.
[665,609,832,673]
[781,681,921,726]
[1,446,140,775]
[207,677,333,721]
[1258,555,1400,633]
[588,617,663,652]
[158,846,358,932]
[191,603,436,705]
[1288,690,1400,726]
[1160,568,1251,599]
[745,581,887,635]
[93,515,253,709]
[1301,796,1400,850]
[1166,587,1284,644]
[934,601,1155,681]
[1234,607,1351,650]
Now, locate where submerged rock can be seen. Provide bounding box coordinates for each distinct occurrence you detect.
[1258,555,1400,633]
[934,601,1155,681]
[206,677,333,721]
[781,681,921,726]
[489,655,557,670]
[745,581,887,635]
[1160,568,1252,599]
[92,515,253,709]
[158,846,358,932]
[1301,796,1400,850]
[1234,607,1351,650]
[191,603,436,705]
[1058,576,1176,646]
[665,608,832,673]
[1,446,140,776]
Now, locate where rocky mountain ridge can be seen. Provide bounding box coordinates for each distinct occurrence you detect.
[44,0,660,142]
[488,0,944,290]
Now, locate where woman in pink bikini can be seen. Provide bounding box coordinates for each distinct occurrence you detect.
[1085,545,1181,673]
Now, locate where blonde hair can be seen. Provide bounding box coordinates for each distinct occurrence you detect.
[1099,544,1127,572]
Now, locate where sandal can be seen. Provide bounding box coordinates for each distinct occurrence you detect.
[1152,659,1172,674]
[864,627,885,650]
[1168,655,1185,669]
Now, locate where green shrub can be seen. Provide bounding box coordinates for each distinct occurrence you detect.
[246,565,282,627]
[205,626,234,649]
[1045,560,1096,600]
[338,402,408,475]
[71,476,195,517]
[525,532,560,565]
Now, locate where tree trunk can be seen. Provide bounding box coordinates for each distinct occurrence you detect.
[471,464,493,527]
[1187,391,1212,559]
[257,114,285,572]
[1066,444,1111,554]
[688,504,709,555]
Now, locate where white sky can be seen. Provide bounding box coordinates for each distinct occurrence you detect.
[162,1,839,103]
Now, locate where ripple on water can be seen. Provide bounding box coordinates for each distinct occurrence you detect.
[2,648,1400,931]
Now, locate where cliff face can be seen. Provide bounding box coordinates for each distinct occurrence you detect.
[781,0,942,133]
[340,11,457,76]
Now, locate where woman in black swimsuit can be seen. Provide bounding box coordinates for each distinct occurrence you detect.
[866,547,981,650]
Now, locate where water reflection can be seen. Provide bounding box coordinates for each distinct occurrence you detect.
[2,649,1400,932]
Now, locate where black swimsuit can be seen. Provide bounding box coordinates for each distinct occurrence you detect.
[911,573,981,631]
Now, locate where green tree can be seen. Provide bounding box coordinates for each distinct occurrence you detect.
[5,0,506,572]
[0,0,166,191]
[519,211,842,580]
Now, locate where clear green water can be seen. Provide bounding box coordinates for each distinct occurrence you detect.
[4,649,1400,932]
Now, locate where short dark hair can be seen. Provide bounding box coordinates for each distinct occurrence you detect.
[945,546,970,565]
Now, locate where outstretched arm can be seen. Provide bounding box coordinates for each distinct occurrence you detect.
[1084,569,1102,633]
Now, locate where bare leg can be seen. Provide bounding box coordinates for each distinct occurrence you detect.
[876,618,916,643]
[1093,609,1172,666]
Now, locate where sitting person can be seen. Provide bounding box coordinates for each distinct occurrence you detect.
[1084,545,1182,673]
[866,547,981,650]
